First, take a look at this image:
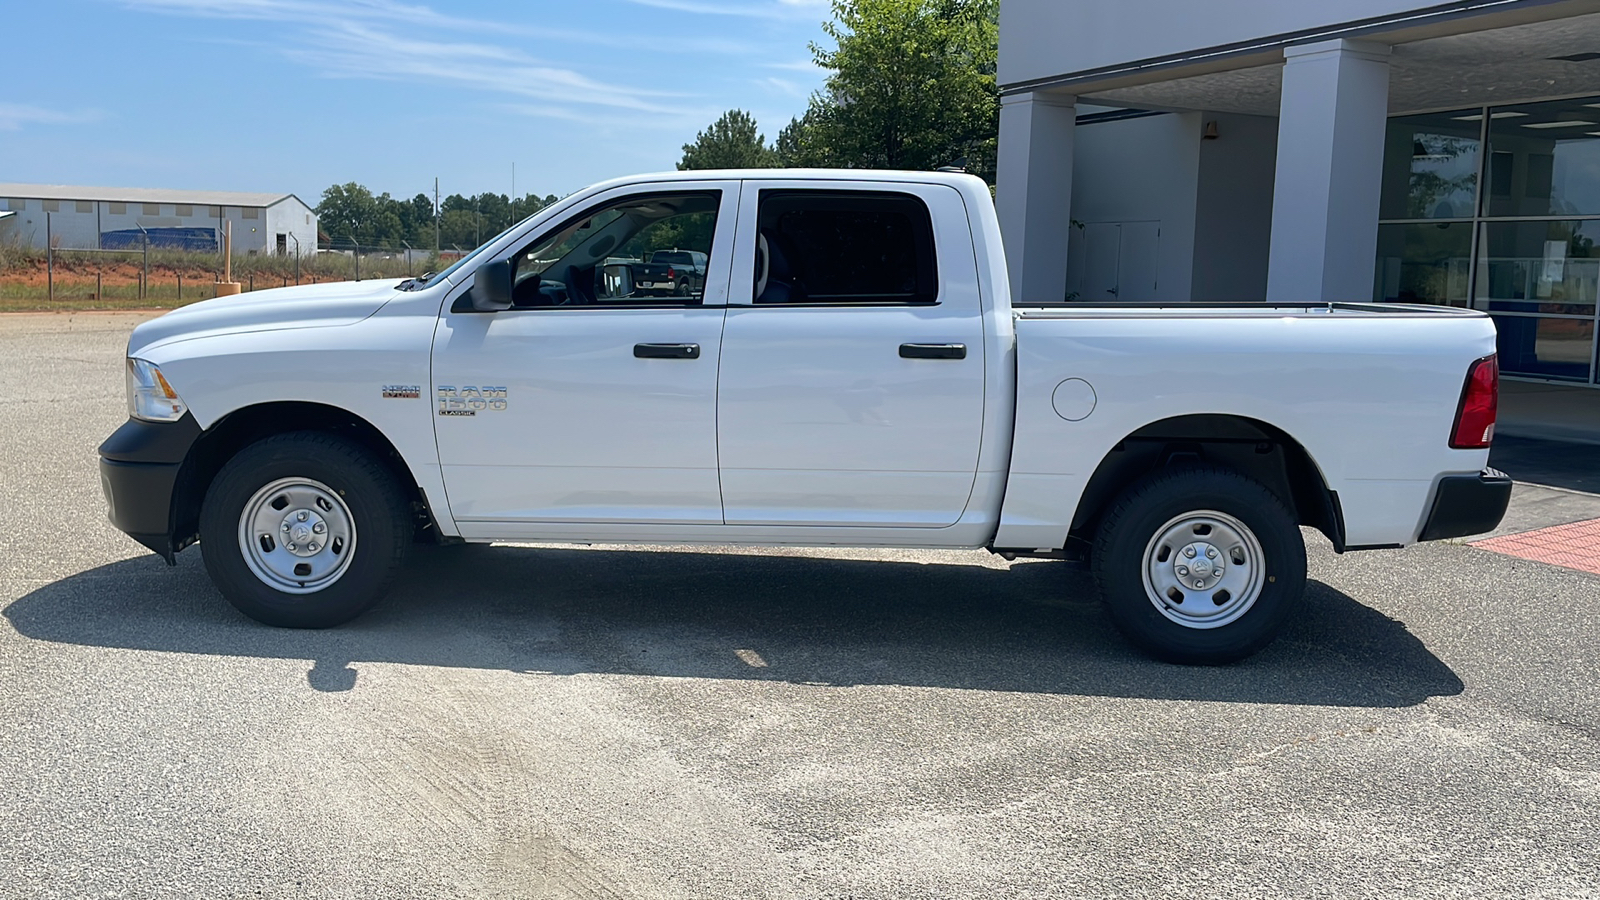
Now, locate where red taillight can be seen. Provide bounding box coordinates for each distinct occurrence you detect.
[667,267,676,280]
[1450,354,1499,449]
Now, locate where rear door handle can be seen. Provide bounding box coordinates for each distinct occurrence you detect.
[634,342,701,359]
[899,343,967,360]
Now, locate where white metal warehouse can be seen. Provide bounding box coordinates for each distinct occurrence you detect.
[0,184,318,257]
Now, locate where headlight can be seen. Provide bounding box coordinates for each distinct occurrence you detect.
[126,358,188,422]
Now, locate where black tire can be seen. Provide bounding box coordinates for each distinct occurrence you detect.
[199,432,411,628]
[675,279,690,297]
[1090,466,1306,665]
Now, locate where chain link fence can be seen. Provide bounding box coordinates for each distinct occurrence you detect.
[0,237,476,310]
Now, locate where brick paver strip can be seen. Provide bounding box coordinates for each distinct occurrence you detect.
[1471,517,1600,576]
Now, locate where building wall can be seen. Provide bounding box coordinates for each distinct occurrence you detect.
[1000,0,1448,85]
[264,199,319,257]
[1066,111,1202,302]
[1191,113,1279,301]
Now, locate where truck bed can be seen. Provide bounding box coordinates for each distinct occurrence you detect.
[995,300,1498,552]
[1014,301,1487,319]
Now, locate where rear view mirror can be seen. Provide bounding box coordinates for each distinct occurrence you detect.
[470,259,514,311]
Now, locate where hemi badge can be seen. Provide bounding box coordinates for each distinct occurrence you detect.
[382,385,422,399]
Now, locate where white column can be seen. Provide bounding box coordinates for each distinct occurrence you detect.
[997,91,1076,304]
[1266,39,1391,303]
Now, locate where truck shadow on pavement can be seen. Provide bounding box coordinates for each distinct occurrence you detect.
[4,544,1463,707]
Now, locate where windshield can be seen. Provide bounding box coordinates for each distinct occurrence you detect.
[428,221,524,287]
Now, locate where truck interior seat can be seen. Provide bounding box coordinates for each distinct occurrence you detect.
[755,230,804,304]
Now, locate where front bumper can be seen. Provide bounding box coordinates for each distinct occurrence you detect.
[98,414,202,561]
[1419,467,1513,542]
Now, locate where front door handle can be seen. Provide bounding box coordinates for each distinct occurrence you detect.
[899,343,967,360]
[634,342,701,359]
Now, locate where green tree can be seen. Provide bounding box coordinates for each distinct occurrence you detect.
[404,193,436,245]
[783,0,1000,182]
[316,183,380,247]
[678,110,778,170]
[318,184,561,252]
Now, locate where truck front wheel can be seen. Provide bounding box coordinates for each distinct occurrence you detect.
[1090,466,1306,665]
[198,432,411,628]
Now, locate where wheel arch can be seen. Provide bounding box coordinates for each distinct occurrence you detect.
[169,401,435,554]
[1067,414,1345,554]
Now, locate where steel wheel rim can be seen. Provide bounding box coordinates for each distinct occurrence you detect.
[1140,509,1266,630]
[237,477,357,594]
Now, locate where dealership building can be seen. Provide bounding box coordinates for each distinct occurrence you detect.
[997,0,1600,434]
[0,184,317,256]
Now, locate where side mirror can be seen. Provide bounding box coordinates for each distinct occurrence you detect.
[597,263,636,300]
[469,259,514,311]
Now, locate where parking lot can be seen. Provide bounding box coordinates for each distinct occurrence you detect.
[1,311,1597,899]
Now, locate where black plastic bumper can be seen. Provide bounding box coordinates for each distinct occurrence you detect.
[98,414,202,561]
[1419,467,1513,542]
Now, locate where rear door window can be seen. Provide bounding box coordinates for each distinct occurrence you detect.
[753,190,938,304]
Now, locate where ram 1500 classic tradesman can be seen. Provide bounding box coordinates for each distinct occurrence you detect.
[99,170,1511,663]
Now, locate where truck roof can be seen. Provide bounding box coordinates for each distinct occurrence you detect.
[580,168,989,194]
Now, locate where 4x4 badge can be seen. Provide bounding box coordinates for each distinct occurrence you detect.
[437,385,508,417]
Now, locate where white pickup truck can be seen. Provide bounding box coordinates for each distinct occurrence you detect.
[99,169,1510,664]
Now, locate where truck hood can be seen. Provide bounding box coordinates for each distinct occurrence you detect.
[128,279,405,356]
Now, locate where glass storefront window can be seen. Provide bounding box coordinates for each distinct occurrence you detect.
[1485,98,1600,217]
[1375,98,1600,384]
[1379,111,1482,220]
[1374,222,1473,305]
[1476,220,1600,316]
[1491,315,1595,382]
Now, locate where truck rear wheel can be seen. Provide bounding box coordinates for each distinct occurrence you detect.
[198,432,410,628]
[1090,466,1306,664]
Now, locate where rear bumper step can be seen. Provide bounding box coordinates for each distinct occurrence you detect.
[1419,467,1513,542]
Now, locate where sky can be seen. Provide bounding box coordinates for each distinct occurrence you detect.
[0,0,831,207]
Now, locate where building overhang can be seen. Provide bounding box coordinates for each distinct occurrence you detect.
[1005,0,1600,117]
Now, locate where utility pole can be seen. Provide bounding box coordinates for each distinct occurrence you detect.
[512,162,516,223]
[434,177,441,254]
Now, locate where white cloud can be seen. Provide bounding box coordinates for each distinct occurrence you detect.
[112,0,724,127]
[625,0,828,19]
[757,77,808,98]
[0,104,99,132]
[766,59,822,73]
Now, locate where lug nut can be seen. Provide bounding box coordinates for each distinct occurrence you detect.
[313,522,326,534]
[1206,548,1217,559]
[308,543,318,552]
[282,523,290,531]
[1177,566,1190,576]
[287,543,296,551]
[298,510,309,522]
[1184,547,1197,558]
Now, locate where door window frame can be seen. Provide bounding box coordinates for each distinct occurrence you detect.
[725,179,971,308]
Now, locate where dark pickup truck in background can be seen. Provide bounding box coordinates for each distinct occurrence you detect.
[633,250,708,297]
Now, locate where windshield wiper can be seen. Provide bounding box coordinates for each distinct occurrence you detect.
[395,272,437,292]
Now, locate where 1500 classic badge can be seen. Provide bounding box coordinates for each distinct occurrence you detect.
[436,386,508,416]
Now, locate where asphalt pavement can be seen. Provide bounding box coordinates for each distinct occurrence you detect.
[1,311,1597,899]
